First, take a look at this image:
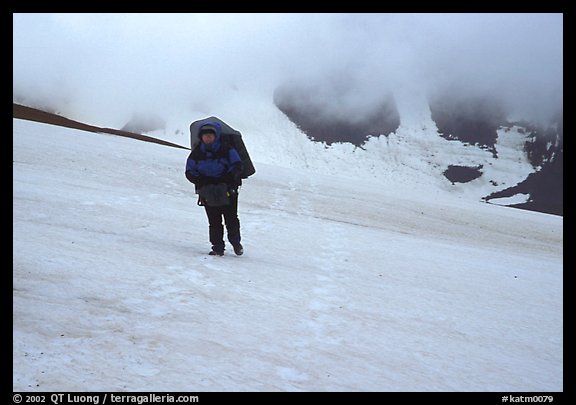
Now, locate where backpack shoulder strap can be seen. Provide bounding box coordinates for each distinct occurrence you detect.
[190,145,204,160]
[214,141,232,159]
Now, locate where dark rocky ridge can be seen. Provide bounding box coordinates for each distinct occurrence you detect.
[431,96,563,216]
[429,95,508,158]
[483,118,563,216]
[273,82,400,146]
[12,103,189,151]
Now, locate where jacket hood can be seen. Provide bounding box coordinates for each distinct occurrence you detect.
[199,121,222,152]
[198,122,221,139]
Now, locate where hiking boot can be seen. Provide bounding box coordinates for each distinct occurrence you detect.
[209,249,224,256]
[233,243,244,256]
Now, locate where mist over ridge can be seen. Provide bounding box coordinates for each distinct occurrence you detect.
[14,13,562,131]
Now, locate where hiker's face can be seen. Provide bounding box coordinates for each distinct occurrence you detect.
[201,133,216,144]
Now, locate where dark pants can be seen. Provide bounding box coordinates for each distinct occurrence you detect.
[204,194,241,251]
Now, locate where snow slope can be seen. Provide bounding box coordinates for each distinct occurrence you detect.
[13,118,562,391]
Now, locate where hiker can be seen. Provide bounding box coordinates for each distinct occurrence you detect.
[186,122,244,256]
[185,122,244,256]
[185,117,255,256]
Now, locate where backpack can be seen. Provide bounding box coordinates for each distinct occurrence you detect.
[189,117,256,179]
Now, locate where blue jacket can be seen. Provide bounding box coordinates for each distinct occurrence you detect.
[185,122,242,189]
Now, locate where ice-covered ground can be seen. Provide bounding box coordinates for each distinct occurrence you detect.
[13,118,562,391]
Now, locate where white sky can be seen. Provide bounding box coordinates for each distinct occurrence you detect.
[13,114,563,391]
[13,13,563,128]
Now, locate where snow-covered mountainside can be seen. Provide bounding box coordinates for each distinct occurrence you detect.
[273,87,562,216]
[13,117,562,391]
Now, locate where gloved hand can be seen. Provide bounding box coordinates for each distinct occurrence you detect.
[185,170,202,185]
[221,171,239,187]
[192,175,208,188]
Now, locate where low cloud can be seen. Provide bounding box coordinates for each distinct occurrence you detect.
[13,13,563,128]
